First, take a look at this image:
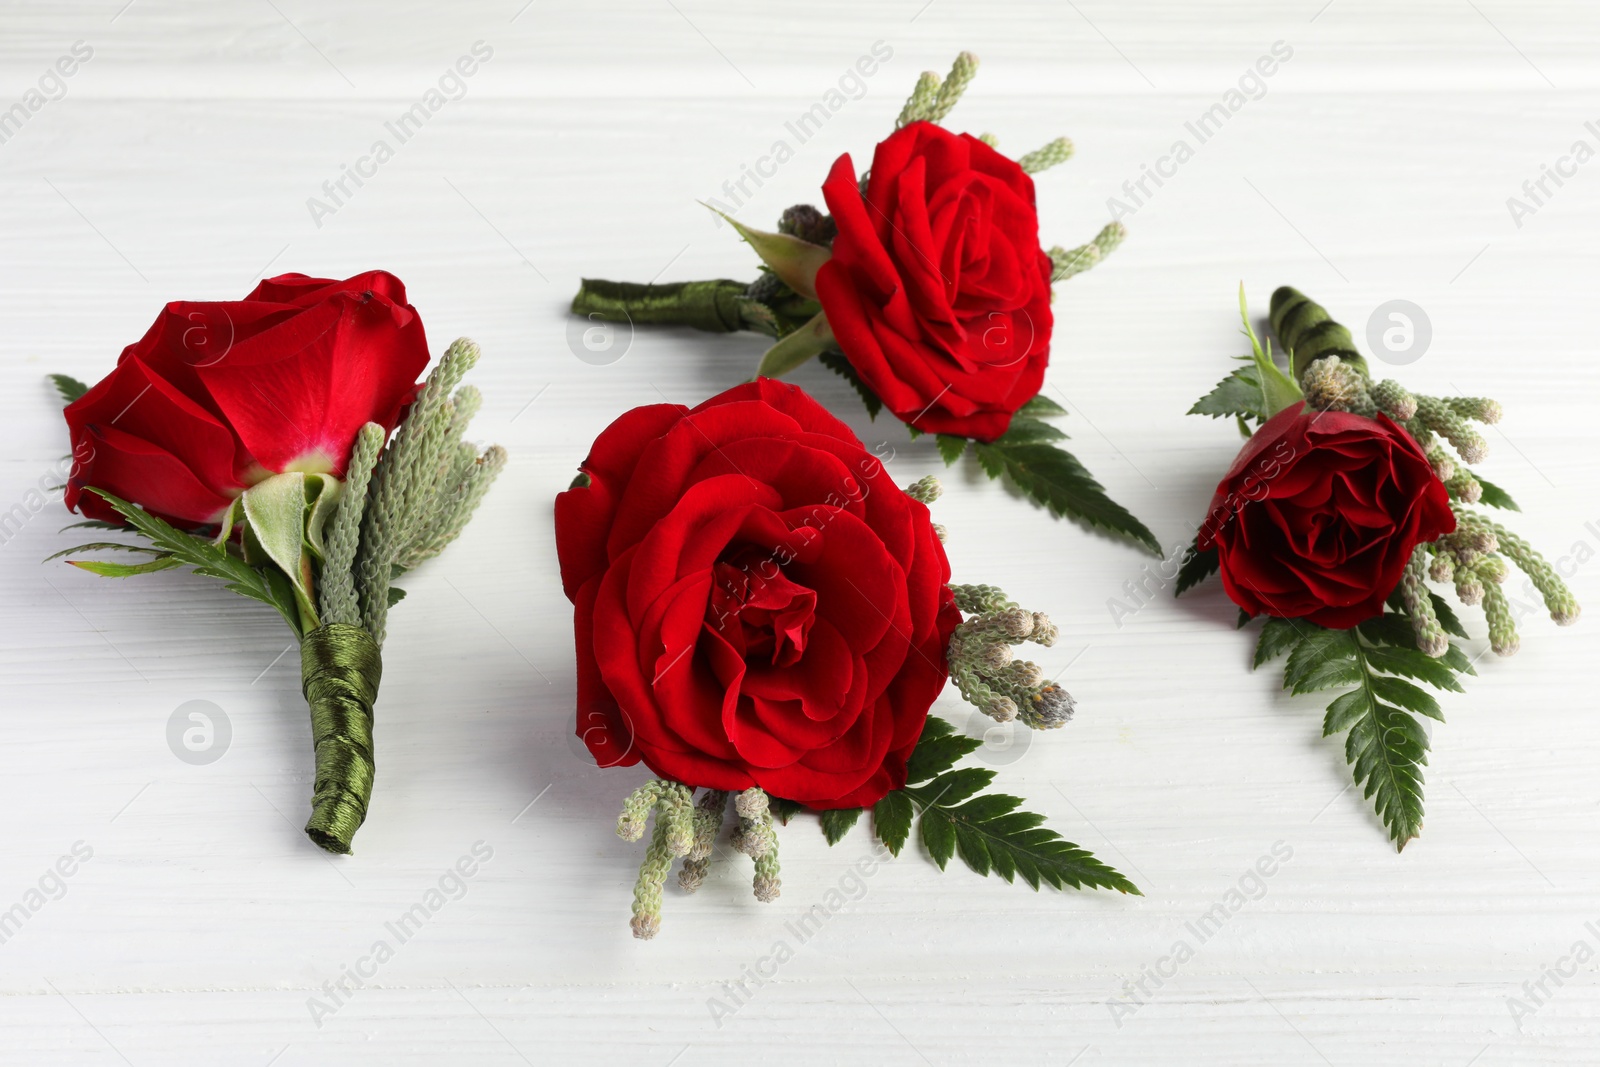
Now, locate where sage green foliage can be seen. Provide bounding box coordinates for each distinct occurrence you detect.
[1254,595,1475,851]
[1049,222,1125,283]
[355,338,506,645]
[1017,136,1074,174]
[616,780,695,941]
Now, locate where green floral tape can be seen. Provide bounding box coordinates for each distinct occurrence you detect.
[300,623,382,855]
[571,278,748,333]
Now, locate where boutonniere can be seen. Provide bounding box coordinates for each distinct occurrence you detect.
[51,271,504,855]
[1178,286,1579,849]
[555,379,1138,938]
[570,52,1156,555]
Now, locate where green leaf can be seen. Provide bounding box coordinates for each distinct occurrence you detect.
[241,473,323,629]
[1284,627,1356,693]
[971,439,1160,554]
[936,434,969,466]
[919,806,957,868]
[872,791,913,856]
[921,766,996,807]
[754,310,833,378]
[386,586,407,607]
[1296,628,1430,850]
[58,520,129,533]
[905,718,982,783]
[1473,475,1520,512]
[68,556,183,577]
[819,807,862,845]
[703,206,830,300]
[1238,283,1303,417]
[1364,646,1465,693]
[1429,593,1469,639]
[1370,674,1444,721]
[45,541,163,562]
[1018,393,1067,418]
[1175,540,1219,597]
[1189,365,1267,422]
[79,489,305,637]
[995,415,1066,445]
[49,374,89,405]
[817,350,883,419]
[1322,689,1370,735]
[768,796,803,825]
[891,716,1138,894]
[1254,616,1304,667]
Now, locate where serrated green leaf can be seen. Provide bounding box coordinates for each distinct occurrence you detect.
[1323,689,1370,735]
[79,488,305,637]
[1439,640,1476,676]
[768,796,803,825]
[819,807,862,845]
[921,767,996,807]
[49,374,89,405]
[1429,593,1469,639]
[936,434,969,466]
[893,716,1138,894]
[1291,655,1362,694]
[45,541,163,562]
[816,350,883,419]
[872,791,913,856]
[1284,627,1354,692]
[58,520,129,533]
[1370,674,1444,721]
[1473,475,1520,512]
[1358,613,1419,650]
[905,730,983,784]
[953,823,992,875]
[995,415,1066,445]
[971,440,1160,554]
[1305,629,1429,849]
[386,586,407,607]
[1018,393,1067,418]
[1254,616,1304,667]
[68,556,183,577]
[1189,365,1266,421]
[1175,541,1219,597]
[919,806,956,869]
[1365,645,1466,693]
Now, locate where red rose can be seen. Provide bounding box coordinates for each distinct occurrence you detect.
[817,121,1054,442]
[65,271,429,527]
[1198,402,1456,628]
[555,379,961,809]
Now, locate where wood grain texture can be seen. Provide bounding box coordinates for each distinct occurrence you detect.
[1,1,1597,1063]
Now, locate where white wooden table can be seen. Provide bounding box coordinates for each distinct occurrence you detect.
[3,2,1598,1062]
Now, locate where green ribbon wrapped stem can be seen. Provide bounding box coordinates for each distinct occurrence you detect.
[571,278,748,333]
[300,623,382,855]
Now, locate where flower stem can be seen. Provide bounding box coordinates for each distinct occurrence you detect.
[571,278,750,333]
[300,623,382,855]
